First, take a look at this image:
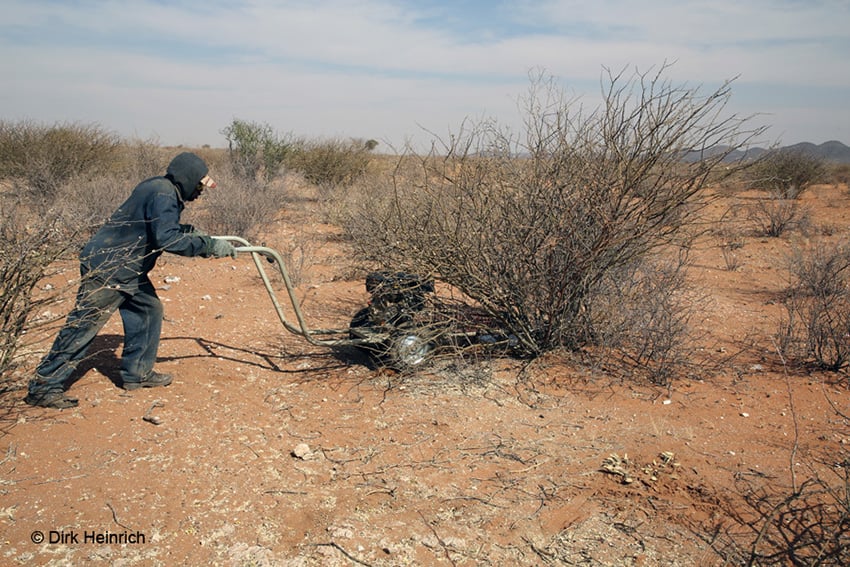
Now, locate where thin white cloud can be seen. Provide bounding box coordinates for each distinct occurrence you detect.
[1,0,847,146]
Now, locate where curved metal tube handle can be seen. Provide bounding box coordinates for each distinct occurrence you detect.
[212,236,379,347]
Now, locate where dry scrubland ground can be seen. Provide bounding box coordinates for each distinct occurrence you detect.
[1,182,849,566]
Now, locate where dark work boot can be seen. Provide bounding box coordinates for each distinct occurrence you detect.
[24,390,79,409]
[123,371,173,391]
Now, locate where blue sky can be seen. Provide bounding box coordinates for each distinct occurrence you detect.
[2,0,848,149]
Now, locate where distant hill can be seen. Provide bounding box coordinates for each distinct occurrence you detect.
[716,140,850,164]
[782,140,850,163]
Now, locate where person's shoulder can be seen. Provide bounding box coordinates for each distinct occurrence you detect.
[133,176,175,197]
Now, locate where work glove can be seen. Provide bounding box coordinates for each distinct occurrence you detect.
[209,238,237,259]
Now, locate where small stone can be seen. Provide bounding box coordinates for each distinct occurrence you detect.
[327,525,354,539]
[292,443,312,459]
[420,534,439,549]
[442,536,466,548]
[164,276,181,284]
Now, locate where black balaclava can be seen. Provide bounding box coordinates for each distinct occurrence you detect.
[165,152,209,201]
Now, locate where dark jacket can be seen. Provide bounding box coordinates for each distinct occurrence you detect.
[80,152,215,291]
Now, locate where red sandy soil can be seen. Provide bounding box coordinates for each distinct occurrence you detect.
[1,183,848,566]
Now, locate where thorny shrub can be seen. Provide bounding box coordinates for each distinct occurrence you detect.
[50,171,137,243]
[777,240,850,372]
[187,166,288,241]
[589,252,698,385]
[50,137,169,243]
[714,208,747,271]
[746,194,811,237]
[830,163,850,187]
[0,119,121,206]
[114,138,173,181]
[344,65,765,378]
[287,137,376,199]
[711,473,850,566]
[748,149,827,199]
[0,194,75,387]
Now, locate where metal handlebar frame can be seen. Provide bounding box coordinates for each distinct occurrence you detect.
[217,236,387,347]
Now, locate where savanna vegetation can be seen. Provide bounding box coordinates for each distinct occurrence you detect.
[2,64,849,564]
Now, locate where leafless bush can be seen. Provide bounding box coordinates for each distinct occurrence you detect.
[747,149,827,199]
[50,171,137,244]
[115,138,171,180]
[777,241,850,371]
[275,230,314,287]
[0,194,75,389]
[29,139,175,245]
[345,64,764,364]
[189,167,287,241]
[829,163,850,187]
[715,206,747,270]
[588,252,698,385]
[720,241,744,271]
[711,467,850,566]
[0,119,121,206]
[746,195,811,237]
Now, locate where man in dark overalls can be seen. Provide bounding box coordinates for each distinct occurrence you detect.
[25,152,237,409]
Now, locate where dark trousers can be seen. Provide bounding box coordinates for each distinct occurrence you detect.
[29,269,163,394]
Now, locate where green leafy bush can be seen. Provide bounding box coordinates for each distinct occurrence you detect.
[221,119,294,182]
